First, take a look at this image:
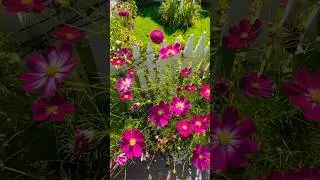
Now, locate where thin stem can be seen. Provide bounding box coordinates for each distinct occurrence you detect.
[2,166,43,180]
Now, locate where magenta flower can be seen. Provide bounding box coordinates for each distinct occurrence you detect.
[32,96,75,122]
[2,0,47,13]
[185,83,196,93]
[159,43,183,59]
[148,101,173,127]
[119,91,134,101]
[130,102,141,112]
[72,129,93,153]
[192,145,210,171]
[19,43,77,97]
[213,77,232,97]
[115,153,127,166]
[283,167,320,180]
[150,29,165,44]
[176,120,193,138]
[119,8,130,17]
[239,72,274,98]
[170,96,191,117]
[190,115,209,134]
[199,83,210,101]
[180,68,192,77]
[127,69,137,76]
[117,48,133,62]
[119,128,146,158]
[110,57,126,67]
[224,19,262,49]
[282,68,320,121]
[210,107,258,172]
[116,76,134,92]
[51,25,85,42]
[260,169,283,180]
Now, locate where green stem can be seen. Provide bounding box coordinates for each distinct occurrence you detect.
[2,166,43,180]
[64,81,106,90]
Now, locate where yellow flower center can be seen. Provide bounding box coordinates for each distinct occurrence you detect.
[123,81,130,87]
[129,138,136,146]
[198,154,203,160]
[195,121,201,126]
[47,106,58,115]
[65,33,75,40]
[45,66,59,76]
[251,83,260,89]
[21,0,33,4]
[241,32,248,39]
[158,109,164,116]
[182,125,188,130]
[309,89,320,103]
[217,131,231,146]
[176,102,185,108]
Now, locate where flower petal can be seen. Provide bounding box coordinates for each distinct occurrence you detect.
[133,144,142,157]
[42,77,57,97]
[304,106,320,122]
[212,147,227,172]
[26,56,48,73]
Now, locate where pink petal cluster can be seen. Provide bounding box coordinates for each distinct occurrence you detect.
[119,91,134,101]
[224,19,262,49]
[71,129,93,153]
[148,101,172,127]
[110,48,133,67]
[150,29,165,44]
[52,25,85,42]
[239,72,274,98]
[170,96,191,117]
[282,68,320,121]
[119,128,146,158]
[32,96,75,122]
[115,153,127,166]
[19,43,77,97]
[119,8,130,17]
[199,83,210,101]
[210,107,258,172]
[127,69,137,76]
[176,120,193,138]
[190,115,209,134]
[185,83,196,92]
[180,68,192,77]
[2,0,47,13]
[116,75,134,92]
[159,43,183,59]
[213,77,232,97]
[192,145,210,171]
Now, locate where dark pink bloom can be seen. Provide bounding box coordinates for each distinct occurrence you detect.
[148,101,173,127]
[282,68,320,121]
[210,107,258,172]
[119,8,130,17]
[72,129,93,153]
[32,96,75,122]
[110,57,126,67]
[213,77,232,97]
[190,115,209,134]
[170,96,191,117]
[130,102,141,112]
[51,25,85,42]
[119,91,134,101]
[224,19,262,49]
[199,83,210,101]
[192,145,210,171]
[180,68,192,77]
[176,120,193,138]
[2,0,47,13]
[185,83,196,92]
[117,48,133,62]
[114,153,127,166]
[127,69,137,76]
[19,43,77,97]
[260,169,283,180]
[119,128,146,158]
[239,72,274,98]
[159,43,183,59]
[150,29,165,44]
[116,76,134,92]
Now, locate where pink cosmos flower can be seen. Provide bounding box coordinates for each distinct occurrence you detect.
[116,76,134,92]
[32,96,75,122]
[119,8,130,17]
[199,83,210,101]
[130,102,141,112]
[282,68,320,121]
[148,101,173,127]
[2,0,47,13]
[192,145,210,171]
[119,91,134,101]
[224,19,262,49]
[239,72,274,98]
[110,57,126,67]
[213,77,232,97]
[210,107,258,172]
[159,43,183,60]
[190,115,209,134]
[117,48,133,62]
[176,120,193,138]
[180,68,192,77]
[72,129,93,153]
[185,83,196,92]
[127,69,137,76]
[115,153,127,166]
[150,29,165,44]
[170,96,191,117]
[19,43,77,97]
[52,25,85,42]
[119,128,146,158]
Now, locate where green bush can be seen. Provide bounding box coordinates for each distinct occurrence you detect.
[159,0,202,30]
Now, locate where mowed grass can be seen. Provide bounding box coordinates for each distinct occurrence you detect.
[133,3,210,48]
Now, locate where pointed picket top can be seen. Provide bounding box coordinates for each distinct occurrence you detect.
[132,43,141,60]
[175,37,181,44]
[303,3,320,30]
[183,34,194,58]
[146,43,157,81]
[194,32,206,57]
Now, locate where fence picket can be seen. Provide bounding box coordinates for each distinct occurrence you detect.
[181,34,194,70]
[146,43,157,81]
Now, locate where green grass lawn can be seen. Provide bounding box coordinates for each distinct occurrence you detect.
[133,3,210,48]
